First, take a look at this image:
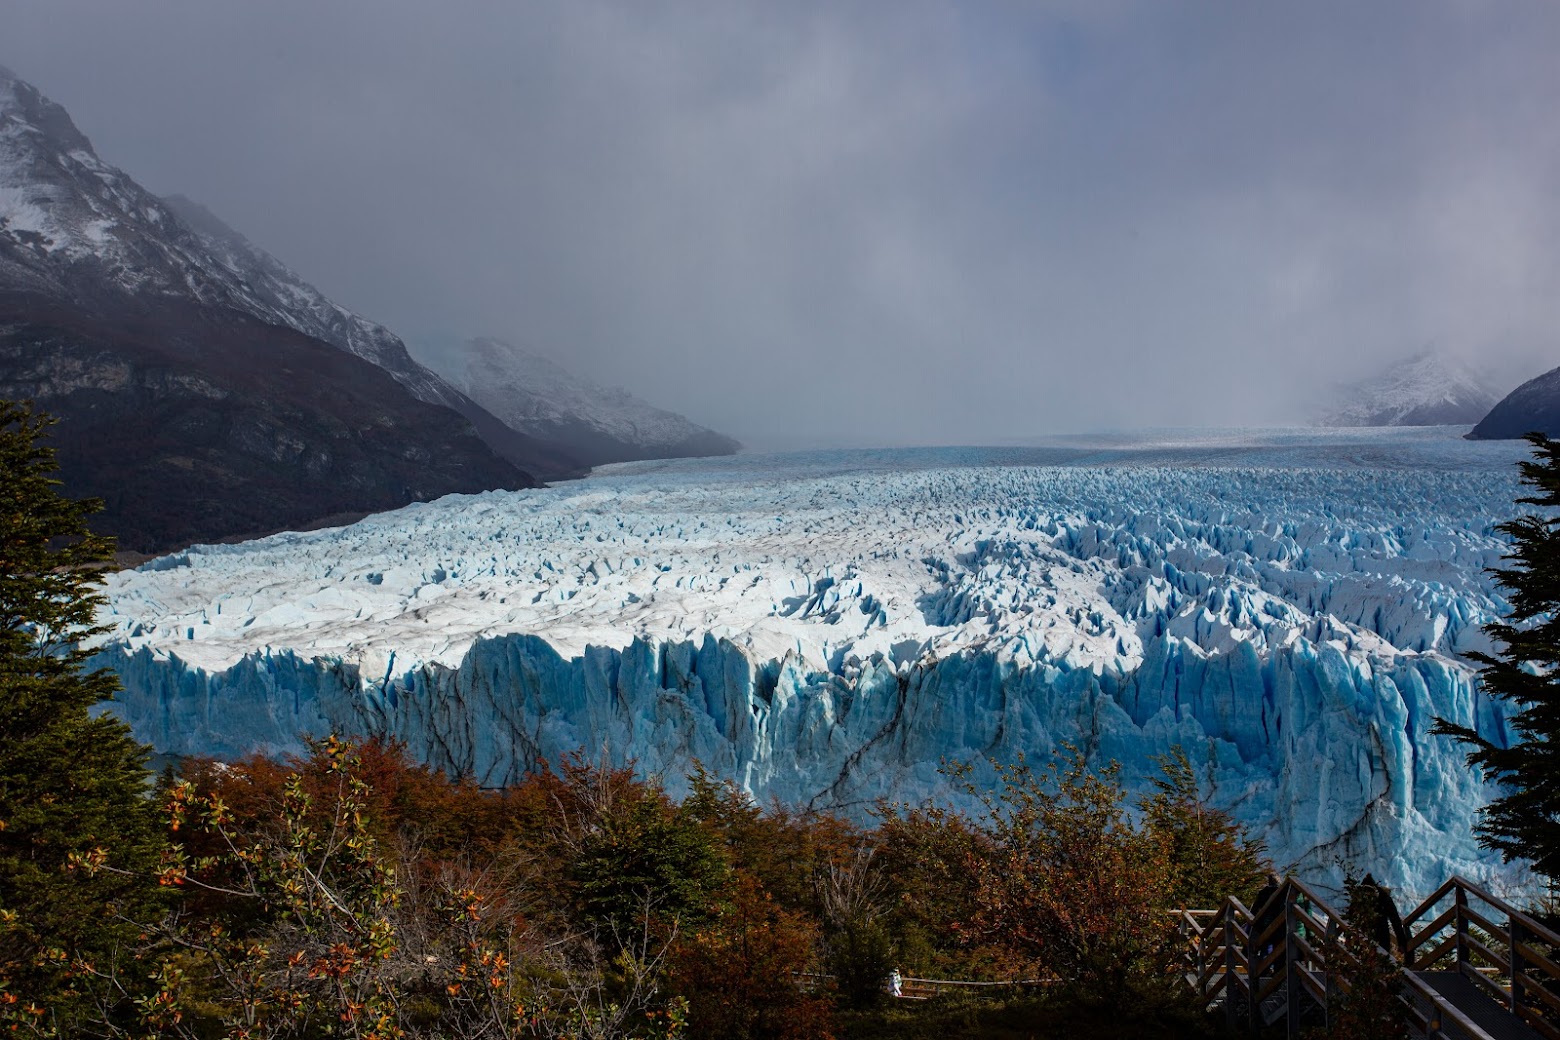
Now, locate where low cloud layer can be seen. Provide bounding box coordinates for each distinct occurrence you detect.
[9,2,1560,445]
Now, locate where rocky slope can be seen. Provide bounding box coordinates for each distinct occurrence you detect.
[153,195,577,477]
[0,292,533,552]
[0,65,536,550]
[1468,363,1560,440]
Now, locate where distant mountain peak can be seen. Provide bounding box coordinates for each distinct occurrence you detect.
[420,336,740,467]
[0,65,94,155]
[0,67,560,551]
[1315,351,1499,428]
[2,68,447,400]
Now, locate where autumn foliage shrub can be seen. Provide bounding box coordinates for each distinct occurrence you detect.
[29,726,1270,1037]
[1141,749,1269,911]
[962,753,1174,996]
[668,872,835,1040]
[877,745,1268,1010]
[96,739,699,1039]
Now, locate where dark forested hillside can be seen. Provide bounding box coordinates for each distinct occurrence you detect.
[0,293,534,551]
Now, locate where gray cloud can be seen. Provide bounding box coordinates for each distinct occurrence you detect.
[7,1,1560,446]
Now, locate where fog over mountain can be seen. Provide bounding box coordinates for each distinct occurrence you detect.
[1315,352,1502,429]
[8,2,1559,446]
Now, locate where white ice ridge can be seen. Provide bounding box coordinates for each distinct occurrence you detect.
[94,428,1537,899]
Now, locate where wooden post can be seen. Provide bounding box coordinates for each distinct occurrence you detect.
[1251,899,1264,1036]
[1511,915,1524,1019]
[1199,916,1209,989]
[1323,909,1336,1033]
[1191,915,1205,992]
[1285,893,1301,1040]
[1224,905,1240,1034]
[1454,885,1469,970]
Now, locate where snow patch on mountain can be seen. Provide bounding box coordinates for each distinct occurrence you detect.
[0,66,480,418]
[1,67,207,294]
[420,337,739,463]
[92,428,1537,898]
[1316,351,1501,427]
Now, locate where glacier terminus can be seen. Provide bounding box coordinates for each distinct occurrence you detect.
[92,427,1535,899]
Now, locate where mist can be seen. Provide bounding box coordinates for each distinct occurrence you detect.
[8,1,1560,447]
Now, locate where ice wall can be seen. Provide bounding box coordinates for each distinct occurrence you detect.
[98,615,1516,898]
[93,431,1538,899]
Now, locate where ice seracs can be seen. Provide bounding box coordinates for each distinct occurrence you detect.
[94,428,1534,900]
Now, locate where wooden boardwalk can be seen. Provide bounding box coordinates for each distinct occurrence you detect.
[1177,875,1560,1040]
[799,875,1558,1039]
[1415,972,1544,1040]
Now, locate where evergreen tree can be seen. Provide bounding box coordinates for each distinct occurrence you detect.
[0,400,164,1034]
[1435,432,1560,881]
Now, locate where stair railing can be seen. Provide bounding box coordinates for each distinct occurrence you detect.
[1182,877,1499,1039]
[1404,875,1560,1040]
[1177,901,1253,1031]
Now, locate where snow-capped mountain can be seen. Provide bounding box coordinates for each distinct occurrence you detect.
[95,429,1535,899]
[1468,363,1560,440]
[1,67,435,399]
[2,65,732,480]
[149,195,577,477]
[0,65,537,550]
[0,67,201,298]
[1315,351,1501,427]
[156,193,463,409]
[425,337,740,468]
[0,66,572,467]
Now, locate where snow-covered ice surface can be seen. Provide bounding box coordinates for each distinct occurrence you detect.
[95,426,1538,899]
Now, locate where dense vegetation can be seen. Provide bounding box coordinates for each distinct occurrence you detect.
[6,736,1266,1039]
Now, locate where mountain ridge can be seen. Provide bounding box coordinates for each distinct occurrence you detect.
[426,336,740,468]
[1469,363,1560,440]
[1315,351,1500,428]
[152,193,587,478]
[0,65,538,551]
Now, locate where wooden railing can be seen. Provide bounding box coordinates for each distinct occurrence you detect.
[791,970,1042,1000]
[801,874,1560,1040]
[1403,876,1560,1040]
[1179,876,1504,1039]
[900,975,1045,999]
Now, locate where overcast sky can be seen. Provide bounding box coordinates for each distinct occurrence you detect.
[8,1,1560,446]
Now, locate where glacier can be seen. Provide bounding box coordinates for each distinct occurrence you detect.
[92,427,1538,900]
